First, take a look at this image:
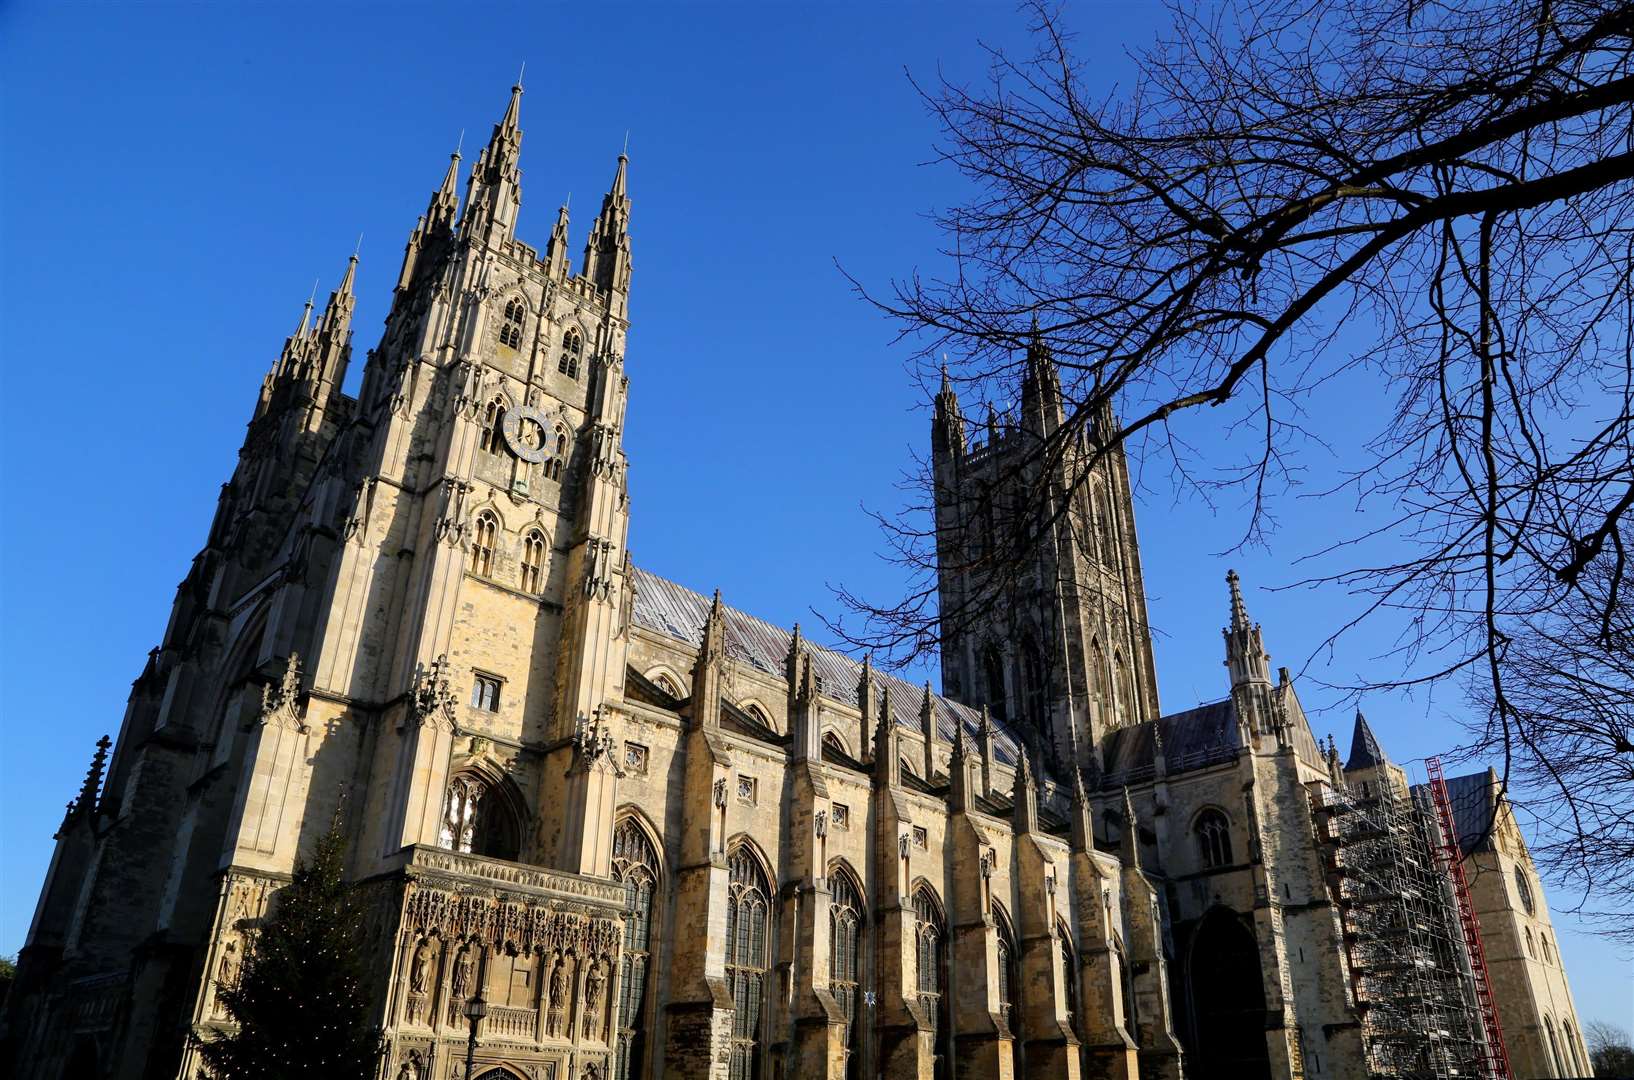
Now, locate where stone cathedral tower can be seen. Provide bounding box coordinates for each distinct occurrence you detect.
[5,82,1595,1080]
[930,335,1160,773]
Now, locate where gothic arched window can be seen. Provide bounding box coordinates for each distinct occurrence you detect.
[471,511,498,577]
[500,298,525,349]
[1514,865,1535,914]
[653,673,681,698]
[726,846,772,1080]
[913,886,950,1080]
[547,427,568,481]
[995,906,1019,1035]
[612,818,660,1080]
[1089,637,1109,709]
[558,328,583,380]
[479,398,505,455]
[829,867,864,1078]
[1021,636,1045,728]
[439,772,520,860]
[1112,651,1130,719]
[1059,921,1082,1040]
[520,529,546,594]
[983,645,1008,724]
[1195,809,1233,869]
[1524,927,1535,959]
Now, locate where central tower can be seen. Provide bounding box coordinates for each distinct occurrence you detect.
[930,337,1160,773]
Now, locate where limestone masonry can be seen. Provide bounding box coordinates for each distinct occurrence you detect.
[2,83,1595,1080]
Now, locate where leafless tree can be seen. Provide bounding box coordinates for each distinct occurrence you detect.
[1586,1019,1634,1076]
[832,0,1634,930]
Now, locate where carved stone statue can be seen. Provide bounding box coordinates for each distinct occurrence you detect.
[546,952,569,1038]
[582,959,606,1041]
[410,939,433,995]
[212,941,240,1019]
[451,943,475,1001]
[396,1049,424,1080]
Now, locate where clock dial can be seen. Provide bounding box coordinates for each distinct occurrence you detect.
[500,406,552,464]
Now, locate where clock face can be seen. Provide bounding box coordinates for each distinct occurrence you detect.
[500,406,552,464]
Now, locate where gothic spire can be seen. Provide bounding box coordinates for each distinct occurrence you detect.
[932,362,966,458]
[545,199,571,279]
[73,735,111,819]
[1120,786,1143,869]
[461,81,524,244]
[1345,711,1387,772]
[689,590,727,729]
[921,682,938,781]
[430,147,462,231]
[582,151,632,305]
[1013,744,1038,834]
[1223,568,1272,689]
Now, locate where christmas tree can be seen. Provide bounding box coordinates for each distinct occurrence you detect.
[196,813,382,1079]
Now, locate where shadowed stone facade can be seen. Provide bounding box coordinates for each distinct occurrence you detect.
[2,84,1593,1080]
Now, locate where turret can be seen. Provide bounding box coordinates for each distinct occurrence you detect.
[931,365,966,459]
[461,81,524,245]
[1223,569,1272,688]
[582,153,632,313]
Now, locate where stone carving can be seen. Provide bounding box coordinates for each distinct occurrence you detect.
[814,810,828,839]
[259,654,306,732]
[451,942,475,1000]
[434,478,472,546]
[712,778,727,809]
[211,941,240,1019]
[410,654,458,731]
[410,938,433,994]
[546,951,571,1038]
[582,958,606,1041]
[572,709,620,774]
[396,1048,425,1080]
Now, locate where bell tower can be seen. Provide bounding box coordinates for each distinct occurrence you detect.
[931,336,1160,774]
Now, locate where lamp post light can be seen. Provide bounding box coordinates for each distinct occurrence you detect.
[462,993,488,1079]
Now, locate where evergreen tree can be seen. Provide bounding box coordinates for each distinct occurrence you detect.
[196,815,381,1079]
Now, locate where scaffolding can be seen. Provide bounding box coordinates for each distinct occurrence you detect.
[1424,756,1513,1080]
[1308,740,1494,1079]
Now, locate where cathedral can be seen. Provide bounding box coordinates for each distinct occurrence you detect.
[4,84,1596,1080]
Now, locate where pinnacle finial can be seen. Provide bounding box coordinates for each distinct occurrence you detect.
[1227,568,1251,631]
[77,735,111,814]
[516,61,526,89]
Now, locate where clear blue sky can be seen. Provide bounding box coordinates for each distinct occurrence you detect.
[1,0,1624,1029]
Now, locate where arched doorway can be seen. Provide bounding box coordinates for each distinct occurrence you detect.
[1185,908,1271,1080]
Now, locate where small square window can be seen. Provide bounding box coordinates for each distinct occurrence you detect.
[832,803,850,830]
[912,825,929,849]
[624,742,649,775]
[470,674,502,712]
[737,775,757,805]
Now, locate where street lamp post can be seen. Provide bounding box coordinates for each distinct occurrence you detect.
[463,993,488,1079]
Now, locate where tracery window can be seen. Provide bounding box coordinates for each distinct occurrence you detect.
[1020,636,1045,728]
[829,868,863,1079]
[470,511,498,577]
[479,398,505,455]
[913,886,950,1080]
[1514,865,1535,914]
[438,772,520,860]
[653,673,681,698]
[1059,922,1082,1040]
[1112,651,1130,719]
[1090,637,1110,708]
[558,328,583,379]
[499,298,525,349]
[983,645,1007,724]
[612,819,659,1080]
[995,907,1019,1034]
[1195,809,1233,869]
[520,529,546,594]
[726,846,771,1080]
